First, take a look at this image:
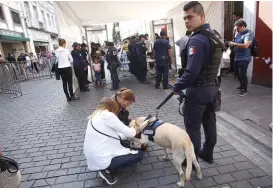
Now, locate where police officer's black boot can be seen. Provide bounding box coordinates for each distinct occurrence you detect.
[198,150,214,164]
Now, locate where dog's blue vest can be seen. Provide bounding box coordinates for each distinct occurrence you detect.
[142,115,164,142]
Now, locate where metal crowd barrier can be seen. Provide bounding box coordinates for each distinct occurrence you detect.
[12,58,53,82]
[0,63,24,98]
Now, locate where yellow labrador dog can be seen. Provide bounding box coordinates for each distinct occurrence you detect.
[129,117,202,187]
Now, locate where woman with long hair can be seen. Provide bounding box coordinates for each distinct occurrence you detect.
[55,38,78,101]
[84,97,144,185]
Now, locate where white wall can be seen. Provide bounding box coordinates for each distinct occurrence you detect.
[54,3,83,50]
[243,1,257,83]
[167,2,224,67]
[119,20,151,40]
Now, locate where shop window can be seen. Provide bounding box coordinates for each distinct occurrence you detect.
[11,10,21,25]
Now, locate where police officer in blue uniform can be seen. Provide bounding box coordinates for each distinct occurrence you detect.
[80,43,91,85]
[173,1,224,164]
[128,37,137,75]
[71,42,89,92]
[135,35,149,84]
[153,30,173,89]
[106,42,119,90]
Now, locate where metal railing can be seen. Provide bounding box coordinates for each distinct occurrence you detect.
[0,63,24,98]
[9,58,53,82]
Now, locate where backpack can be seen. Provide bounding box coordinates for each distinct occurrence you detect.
[250,37,260,57]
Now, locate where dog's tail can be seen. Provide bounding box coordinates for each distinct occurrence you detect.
[185,143,194,181]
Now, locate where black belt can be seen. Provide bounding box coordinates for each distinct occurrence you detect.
[159,56,169,60]
[193,79,219,87]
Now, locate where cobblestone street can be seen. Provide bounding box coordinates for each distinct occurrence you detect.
[0,77,272,188]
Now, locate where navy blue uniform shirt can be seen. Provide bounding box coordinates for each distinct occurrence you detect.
[71,49,85,68]
[173,24,213,92]
[135,41,147,57]
[153,38,171,61]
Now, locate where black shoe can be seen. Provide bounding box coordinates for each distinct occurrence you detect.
[199,150,214,164]
[80,88,90,92]
[163,85,172,90]
[99,170,118,185]
[110,87,119,91]
[182,160,196,170]
[67,97,71,102]
[238,90,248,97]
[71,96,79,100]
[236,86,243,90]
[87,81,92,84]
[155,86,160,89]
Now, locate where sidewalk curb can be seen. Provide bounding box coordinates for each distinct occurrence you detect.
[216,111,272,155]
[166,79,272,157]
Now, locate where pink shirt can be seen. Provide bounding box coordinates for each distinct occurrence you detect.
[93,63,101,72]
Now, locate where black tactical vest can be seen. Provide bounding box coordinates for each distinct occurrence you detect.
[182,29,225,84]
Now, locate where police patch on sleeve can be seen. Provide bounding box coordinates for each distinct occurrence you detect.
[188,46,196,56]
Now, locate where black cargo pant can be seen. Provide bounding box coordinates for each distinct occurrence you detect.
[74,67,87,91]
[183,86,218,158]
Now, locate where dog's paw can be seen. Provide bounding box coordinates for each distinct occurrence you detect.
[197,173,203,180]
[177,181,184,187]
[163,155,170,161]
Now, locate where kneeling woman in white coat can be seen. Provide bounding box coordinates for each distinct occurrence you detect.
[84,97,143,185]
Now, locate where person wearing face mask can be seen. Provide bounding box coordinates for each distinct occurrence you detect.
[173,1,225,166]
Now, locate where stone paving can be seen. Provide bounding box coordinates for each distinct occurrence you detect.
[220,75,272,136]
[0,77,272,188]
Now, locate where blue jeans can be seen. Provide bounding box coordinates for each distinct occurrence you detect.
[107,150,143,171]
[95,72,102,85]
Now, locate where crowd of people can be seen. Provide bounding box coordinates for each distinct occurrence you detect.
[0,1,257,187]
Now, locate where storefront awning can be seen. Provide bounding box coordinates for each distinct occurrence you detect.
[0,34,30,42]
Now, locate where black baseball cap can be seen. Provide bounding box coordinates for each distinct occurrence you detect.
[72,42,79,47]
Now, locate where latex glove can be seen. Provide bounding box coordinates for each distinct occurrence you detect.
[228,41,235,47]
[139,119,154,130]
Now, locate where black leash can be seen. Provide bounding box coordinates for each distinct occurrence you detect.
[156,92,174,110]
[178,91,185,116]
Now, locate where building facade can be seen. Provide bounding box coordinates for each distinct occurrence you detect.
[0,1,30,59]
[0,1,58,59]
[23,1,58,54]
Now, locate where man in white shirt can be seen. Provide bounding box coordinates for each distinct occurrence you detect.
[175,30,192,66]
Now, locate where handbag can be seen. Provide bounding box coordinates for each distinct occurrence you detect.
[0,156,19,173]
[90,118,141,150]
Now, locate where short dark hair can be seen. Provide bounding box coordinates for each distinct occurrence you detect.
[235,19,247,27]
[233,12,243,18]
[160,30,167,37]
[183,1,204,14]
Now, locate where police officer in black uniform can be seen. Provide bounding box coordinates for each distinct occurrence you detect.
[153,30,173,89]
[71,42,90,92]
[80,43,91,84]
[106,42,119,90]
[173,1,224,164]
[128,37,136,75]
[135,35,149,84]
